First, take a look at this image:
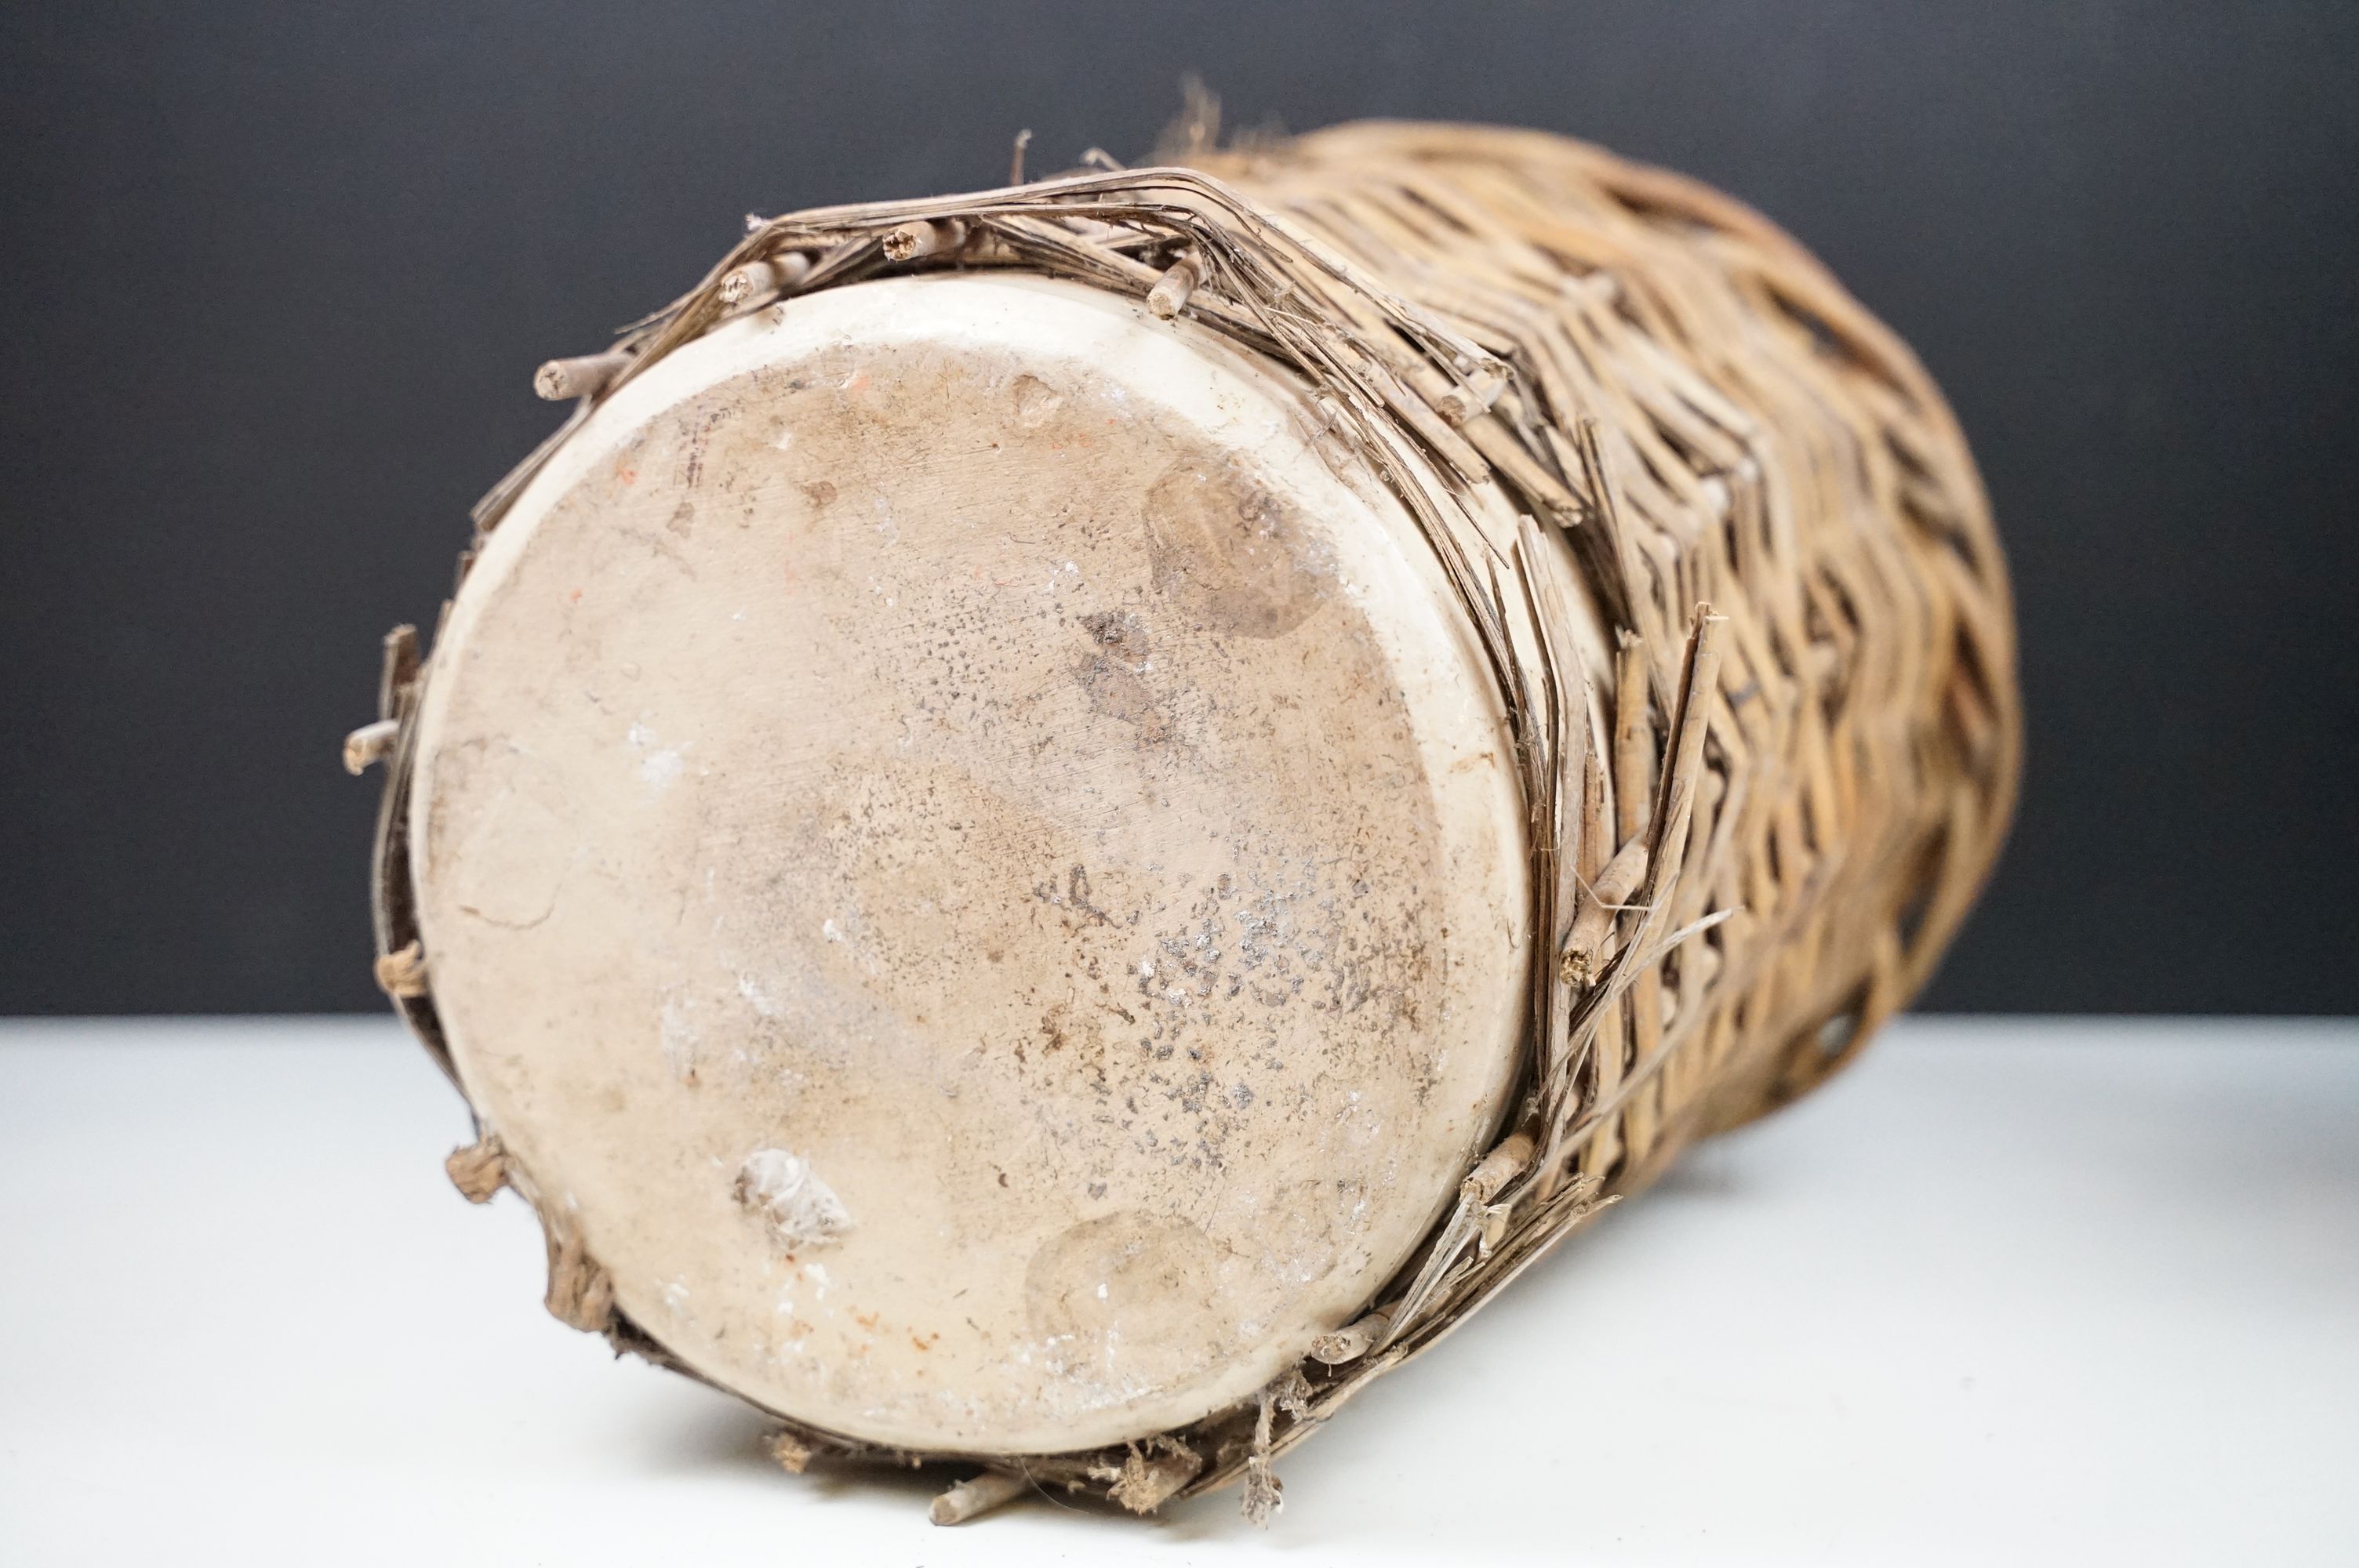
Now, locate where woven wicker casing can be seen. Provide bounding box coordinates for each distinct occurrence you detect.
[359,121,2019,1518]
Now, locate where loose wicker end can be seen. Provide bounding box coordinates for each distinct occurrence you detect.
[533,351,630,401]
[341,718,398,775]
[881,218,967,263]
[373,940,428,1000]
[718,252,812,310]
[929,1469,1027,1526]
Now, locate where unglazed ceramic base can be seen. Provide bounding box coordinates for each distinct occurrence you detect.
[407,274,1541,1453]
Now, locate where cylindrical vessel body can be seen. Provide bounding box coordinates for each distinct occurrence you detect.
[363,122,2019,1508]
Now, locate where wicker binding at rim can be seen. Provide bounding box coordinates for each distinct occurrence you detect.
[360,119,2019,1519]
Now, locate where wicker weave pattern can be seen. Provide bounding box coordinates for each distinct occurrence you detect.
[365,122,2019,1515]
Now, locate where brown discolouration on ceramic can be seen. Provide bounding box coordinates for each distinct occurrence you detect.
[1142,459,1331,639]
[407,277,1528,1454]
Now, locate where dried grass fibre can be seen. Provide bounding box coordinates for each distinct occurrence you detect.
[360,112,2020,1522]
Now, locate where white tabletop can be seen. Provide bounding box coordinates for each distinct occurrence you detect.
[2,1015,2351,1565]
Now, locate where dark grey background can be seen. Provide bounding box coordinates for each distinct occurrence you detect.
[3,1,2353,1015]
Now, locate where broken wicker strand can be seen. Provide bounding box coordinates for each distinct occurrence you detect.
[533,350,631,401]
[1147,250,1201,318]
[1106,1440,1203,1512]
[444,1135,507,1203]
[766,1430,814,1474]
[881,218,968,263]
[718,252,813,310]
[342,718,398,775]
[373,940,428,1000]
[929,1469,1028,1526]
[1308,1309,1392,1365]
